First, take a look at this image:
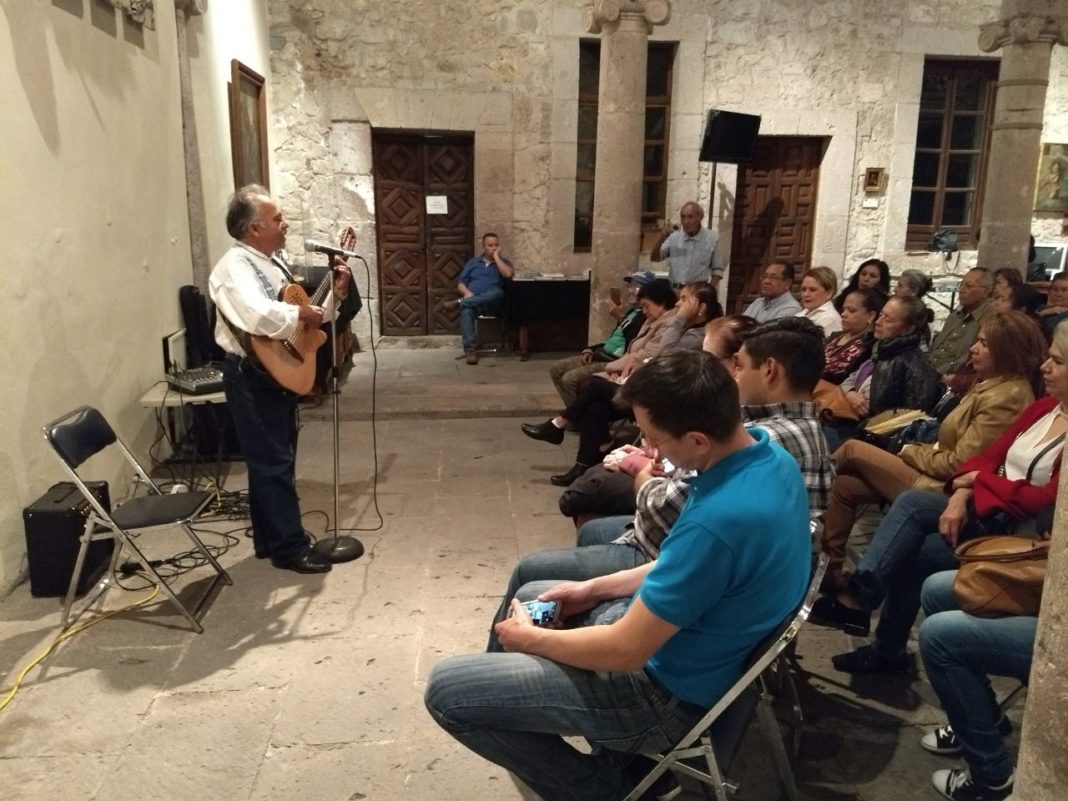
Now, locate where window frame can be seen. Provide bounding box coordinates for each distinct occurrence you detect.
[574,40,676,252]
[905,58,1000,251]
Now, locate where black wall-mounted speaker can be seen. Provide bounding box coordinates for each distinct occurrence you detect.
[699,110,762,164]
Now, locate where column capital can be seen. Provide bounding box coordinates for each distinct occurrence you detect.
[979,13,1068,52]
[583,0,672,35]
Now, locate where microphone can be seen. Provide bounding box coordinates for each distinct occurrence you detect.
[305,240,358,260]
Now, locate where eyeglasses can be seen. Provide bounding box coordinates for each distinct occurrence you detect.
[641,431,678,451]
[762,271,787,281]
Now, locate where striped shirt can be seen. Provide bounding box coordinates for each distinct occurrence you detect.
[614,401,834,558]
[660,227,721,284]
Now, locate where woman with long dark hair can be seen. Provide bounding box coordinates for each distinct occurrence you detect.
[834,258,890,311]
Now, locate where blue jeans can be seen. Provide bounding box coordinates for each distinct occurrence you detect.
[221,355,310,565]
[487,543,649,652]
[920,571,1034,785]
[577,516,633,547]
[425,652,704,801]
[459,287,504,350]
[848,489,958,658]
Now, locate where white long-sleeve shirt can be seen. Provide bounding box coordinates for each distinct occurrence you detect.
[208,242,338,356]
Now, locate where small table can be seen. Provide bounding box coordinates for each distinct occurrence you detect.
[509,272,592,359]
[139,382,231,485]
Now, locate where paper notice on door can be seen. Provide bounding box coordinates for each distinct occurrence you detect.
[426,195,448,214]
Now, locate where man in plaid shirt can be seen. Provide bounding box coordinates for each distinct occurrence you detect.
[487,318,834,649]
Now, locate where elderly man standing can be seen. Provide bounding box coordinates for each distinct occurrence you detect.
[650,201,723,288]
[743,261,803,322]
[927,267,993,375]
[209,185,350,574]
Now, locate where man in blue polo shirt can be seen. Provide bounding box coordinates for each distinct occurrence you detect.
[425,350,811,801]
[451,232,514,364]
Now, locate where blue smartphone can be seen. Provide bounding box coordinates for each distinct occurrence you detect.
[520,599,559,626]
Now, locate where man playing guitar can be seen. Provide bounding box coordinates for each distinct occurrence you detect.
[209,184,351,574]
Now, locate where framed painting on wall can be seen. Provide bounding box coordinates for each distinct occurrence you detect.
[1034,143,1068,213]
[229,60,269,190]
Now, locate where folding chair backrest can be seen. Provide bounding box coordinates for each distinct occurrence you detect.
[45,406,117,469]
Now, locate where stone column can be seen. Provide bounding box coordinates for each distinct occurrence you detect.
[977,0,1068,277]
[175,0,211,289]
[584,0,671,340]
[1012,457,1068,799]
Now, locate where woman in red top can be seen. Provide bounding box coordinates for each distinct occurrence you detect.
[810,321,1068,673]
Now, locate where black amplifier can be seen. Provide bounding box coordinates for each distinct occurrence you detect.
[23,481,114,598]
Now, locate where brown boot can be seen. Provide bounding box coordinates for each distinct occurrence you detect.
[465,350,479,365]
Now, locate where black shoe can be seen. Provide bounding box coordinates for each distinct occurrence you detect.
[522,419,565,445]
[810,596,871,636]
[932,768,1013,801]
[272,550,332,574]
[550,463,588,486]
[831,644,909,674]
[921,716,1013,756]
[624,756,682,801]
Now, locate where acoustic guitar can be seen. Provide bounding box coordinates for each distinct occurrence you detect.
[248,227,356,395]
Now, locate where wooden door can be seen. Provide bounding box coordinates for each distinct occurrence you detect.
[728,137,823,310]
[372,133,474,335]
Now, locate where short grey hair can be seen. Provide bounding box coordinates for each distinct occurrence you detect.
[225,184,270,240]
[967,266,994,289]
[898,269,932,297]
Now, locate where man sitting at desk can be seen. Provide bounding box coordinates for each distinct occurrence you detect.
[448,233,514,365]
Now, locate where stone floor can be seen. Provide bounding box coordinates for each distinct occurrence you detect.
[0,346,1023,801]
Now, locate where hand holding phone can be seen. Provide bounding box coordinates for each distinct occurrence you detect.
[518,599,559,627]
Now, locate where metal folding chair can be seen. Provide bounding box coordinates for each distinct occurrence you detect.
[623,553,829,801]
[43,406,233,633]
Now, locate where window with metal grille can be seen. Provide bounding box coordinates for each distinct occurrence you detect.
[574,41,675,251]
[906,58,999,251]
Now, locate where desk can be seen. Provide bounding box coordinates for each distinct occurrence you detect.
[509,272,591,359]
[140,382,235,485]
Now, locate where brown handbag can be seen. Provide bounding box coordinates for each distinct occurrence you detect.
[952,536,1050,617]
[812,379,859,422]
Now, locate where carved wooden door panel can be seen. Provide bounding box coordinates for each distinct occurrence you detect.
[372,133,474,335]
[728,137,823,310]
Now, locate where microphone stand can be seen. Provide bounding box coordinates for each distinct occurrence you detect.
[311,261,364,564]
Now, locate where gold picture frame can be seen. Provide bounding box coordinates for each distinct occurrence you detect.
[228,60,270,190]
[1034,143,1068,213]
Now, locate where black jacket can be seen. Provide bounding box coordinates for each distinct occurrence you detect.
[589,308,646,361]
[869,331,944,415]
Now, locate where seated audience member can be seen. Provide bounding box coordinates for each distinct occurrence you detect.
[919,568,1040,801]
[548,270,650,406]
[488,318,834,655]
[822,288,884,384]
[992,266,1024,296]
[601,279,679,376]
[796,266,843,336]
[826,296,943,448]
[895,268,934,300]
[743,261,802,322]
[810,320,1067,672]
[451,232,514,365]
[834,258,891,311]
[928,268,993,375]
[818,311,1046,591]
[993,281,1044,320]
[521,281,708,487]
[425,351,811,801]
[1037,270,1068,339]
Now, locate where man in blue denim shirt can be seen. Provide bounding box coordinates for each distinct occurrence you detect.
[451,232,514,364]
[425,350,810,801]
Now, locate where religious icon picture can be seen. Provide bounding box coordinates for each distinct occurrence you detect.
[1034,143,1068,213]
[228,60,270,190]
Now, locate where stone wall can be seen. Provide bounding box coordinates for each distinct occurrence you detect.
[265,0,1068,334]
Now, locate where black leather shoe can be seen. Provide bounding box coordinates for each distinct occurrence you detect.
[832,644,909,674]
[550,463,588,486]
[273,550,332,574]
[810,596,871,637]
[521,420,565,445]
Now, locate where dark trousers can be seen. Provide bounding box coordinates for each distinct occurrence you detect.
[563,377,629,467]
[221,355,309,565]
